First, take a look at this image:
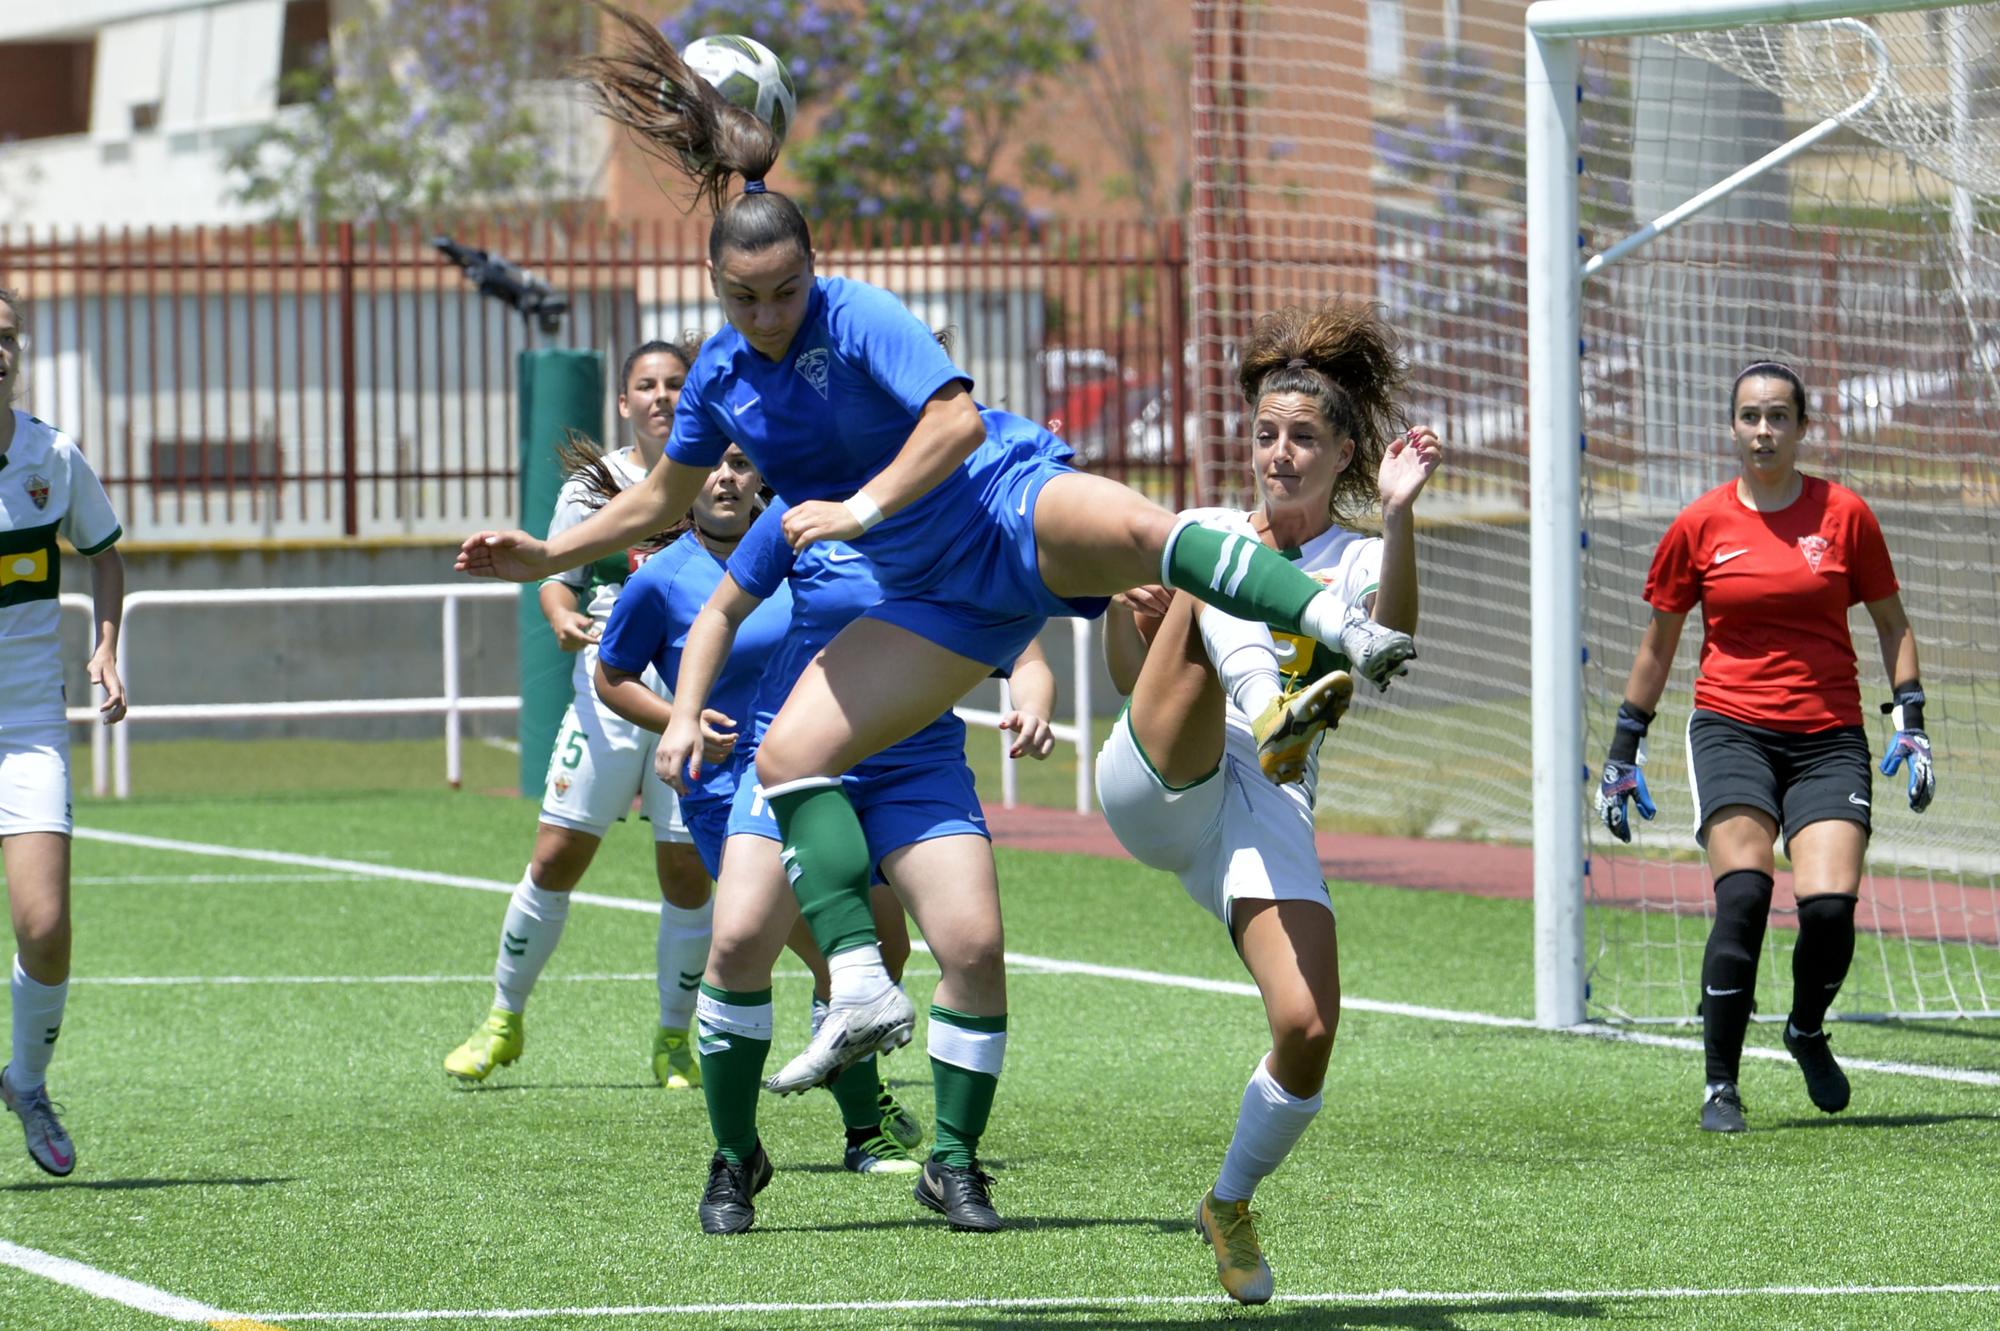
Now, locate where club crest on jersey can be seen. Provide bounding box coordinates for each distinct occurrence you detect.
[795,347,830,399]
[1797,534,1830,573]
[552,773,572,797]
[24,473,49,509]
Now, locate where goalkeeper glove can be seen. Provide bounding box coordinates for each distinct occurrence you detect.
[1879,685,1935,814]
[1595,701,1657,844]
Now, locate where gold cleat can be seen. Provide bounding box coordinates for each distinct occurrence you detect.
[1250,670,1353,783]
[1196,1189,1274,1305]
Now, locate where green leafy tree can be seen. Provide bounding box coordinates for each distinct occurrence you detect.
[227,0,585,226]
[662,0,1095,225]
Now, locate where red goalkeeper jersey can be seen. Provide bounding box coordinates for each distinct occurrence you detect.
[1643,475,1898,732]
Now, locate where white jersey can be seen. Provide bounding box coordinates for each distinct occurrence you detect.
[543,447,654,698]
[1184,507,1381,814]
[0,412,122,722]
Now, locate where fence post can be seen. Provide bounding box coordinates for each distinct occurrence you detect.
[444,593,462,790]
[1164,219,1190,511]
[1072,618,1093,814]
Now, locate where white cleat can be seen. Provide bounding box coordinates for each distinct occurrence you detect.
[2,1065,75,1178]
[1336,603,1416,691]
[765,986,915,1096]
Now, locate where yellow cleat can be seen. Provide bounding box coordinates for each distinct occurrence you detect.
[653,1025,700,1090]
[1196,1190,1274,1305]
[1250,670,1353,784]
[444,1008,523,1083]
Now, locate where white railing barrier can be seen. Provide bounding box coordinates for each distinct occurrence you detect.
[86,585,1100,813]
[105,584,520,798]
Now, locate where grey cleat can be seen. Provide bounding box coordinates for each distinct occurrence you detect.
[2,1065,74,1177]
[1336,603,1416,691]
[765,985,915,1095]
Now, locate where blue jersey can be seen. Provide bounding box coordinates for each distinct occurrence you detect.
[596,528,793,807]
[667,274,1103,667]
[728,500,968,771]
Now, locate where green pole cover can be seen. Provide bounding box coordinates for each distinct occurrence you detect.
[517,347,604,799]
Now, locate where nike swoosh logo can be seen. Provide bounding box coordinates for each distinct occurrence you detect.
[826,549,865,562]
[1712,548,1750,565]
[1848,793,1870,807]
[1704,985,1743,997]
[1016,487,1031,516]
[732,396,760,417]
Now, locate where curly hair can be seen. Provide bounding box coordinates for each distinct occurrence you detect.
[1237,301,1408,527]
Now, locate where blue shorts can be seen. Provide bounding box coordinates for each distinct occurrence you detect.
[728,756,989,882]
[862,421,1109,669]
[681,795,734,880]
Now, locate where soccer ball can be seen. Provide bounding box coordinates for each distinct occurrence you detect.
[683,34,797,142]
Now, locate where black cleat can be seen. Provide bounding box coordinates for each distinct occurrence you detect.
[1701,1083,1747,1133]
[914,1158,1002,1232]
[698,1142,773,1234]
[1783,1025,1851,1113]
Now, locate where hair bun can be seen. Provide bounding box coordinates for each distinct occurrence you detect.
[1286,358,1308,369]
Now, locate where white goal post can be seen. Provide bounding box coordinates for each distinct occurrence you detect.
[1526,0,1989,1028]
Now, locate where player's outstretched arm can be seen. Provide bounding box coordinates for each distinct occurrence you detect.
[1103,585,1172,696]
[458,458,710,582]
[659,575,761,792]
[780,382,986,551]
[999,639,1059,760]
[86,546,127,725]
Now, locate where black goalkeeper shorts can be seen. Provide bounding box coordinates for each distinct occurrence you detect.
[1685,708,1872,848]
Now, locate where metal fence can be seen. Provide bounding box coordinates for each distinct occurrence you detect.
[0,218,1192,542]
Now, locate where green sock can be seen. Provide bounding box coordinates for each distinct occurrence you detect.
[696,982,771,1165]
[928,1006,1007,1169]
[769,782,879,959]
[828,1054,884,1133]
[1162,518,1319,633]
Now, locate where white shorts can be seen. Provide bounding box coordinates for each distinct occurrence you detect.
[540,690,690,843]
[1095,710,1329,929]
[0,720,72,838]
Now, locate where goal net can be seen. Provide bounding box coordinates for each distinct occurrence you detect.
[1191,1,2000,1022]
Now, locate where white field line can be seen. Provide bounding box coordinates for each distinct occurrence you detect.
[74,970,823,988]
[250,1283,2000,1323]
[0,1239,228,1323]
[76,872,376,885]
[73,828,2000,1089]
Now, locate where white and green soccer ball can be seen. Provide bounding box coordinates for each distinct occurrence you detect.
[683,34,797,142]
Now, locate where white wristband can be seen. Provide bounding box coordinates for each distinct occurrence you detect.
[842,491,885,532]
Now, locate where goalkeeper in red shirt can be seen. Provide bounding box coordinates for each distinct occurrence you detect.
[1594,362,1934,1134]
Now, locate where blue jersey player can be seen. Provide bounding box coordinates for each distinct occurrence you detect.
[660,498,1053,1234]
[459,6,1417,1231]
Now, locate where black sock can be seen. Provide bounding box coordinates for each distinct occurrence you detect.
[845,1125,879,1150]
[1701,869,1773,1085]
[1790,894,1858,1034]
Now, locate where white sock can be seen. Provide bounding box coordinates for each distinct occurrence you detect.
[1298,589,1348,650]
[657,900,712,1030]
[492,873,570,1014]
[9,956,67,1092]
[1213,1055,1322,1203]
[827,945,893,1006]
[810,997,830,1038]
[1198,608,1284,716]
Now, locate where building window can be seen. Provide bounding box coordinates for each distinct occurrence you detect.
[279,0,332,106]
[1367,0,1405,81]
[0,41,94,141]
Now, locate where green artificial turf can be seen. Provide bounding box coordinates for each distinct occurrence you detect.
[0,788,1993,1328]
